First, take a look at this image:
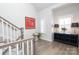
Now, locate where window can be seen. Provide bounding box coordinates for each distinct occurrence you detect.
[40,20,45,33]
[59,16,71,33]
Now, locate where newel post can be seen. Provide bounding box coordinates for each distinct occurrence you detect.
[20,27,24,52]
[20,27,24,39]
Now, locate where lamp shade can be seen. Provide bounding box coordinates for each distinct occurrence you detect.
[71,23,79,27]
[54,24,59,28]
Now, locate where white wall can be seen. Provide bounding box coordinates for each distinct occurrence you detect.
[0,3,39,39]
[39,10,53,42]
[38,3,67,42]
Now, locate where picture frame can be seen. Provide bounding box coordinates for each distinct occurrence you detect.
[25,16,36,29]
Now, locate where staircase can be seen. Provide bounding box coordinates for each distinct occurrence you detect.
[0,16,35,55]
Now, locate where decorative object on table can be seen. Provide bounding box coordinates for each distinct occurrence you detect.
[61,28,67,32]
[25,16,36,29]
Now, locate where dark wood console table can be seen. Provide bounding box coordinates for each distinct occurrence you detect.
[54,33,78,47]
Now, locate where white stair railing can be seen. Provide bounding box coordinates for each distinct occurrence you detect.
[0,38,35,55]
[0,16,21,43]
[0,16,35,55]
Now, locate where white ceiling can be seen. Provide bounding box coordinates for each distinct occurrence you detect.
[32,3,57,11]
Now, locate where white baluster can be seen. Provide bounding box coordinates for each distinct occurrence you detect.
[16,29,18,39]
[13,27,15,42]
[9,46,12,55]
[2,20,4,42]
[0,49,2,55]
[7,23,9,43]
[10,26,12,42]
[27,40,29,55]
[15,29,17,40]
[0,20,2,37]
[18,30,20,38]
[10,26,13,42]
[22,42,24,55]
[8,25,10,42]
[4,22,7,43]
[11,27,13,42]
[14,28,16,41]
[16,44,19,55]
[31,39,33,55]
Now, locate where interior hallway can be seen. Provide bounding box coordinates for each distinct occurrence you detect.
[35,40,78,55]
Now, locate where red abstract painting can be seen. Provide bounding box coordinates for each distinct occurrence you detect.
[25,17,35,29]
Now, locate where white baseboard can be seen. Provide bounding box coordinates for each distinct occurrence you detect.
[40,38,54,42]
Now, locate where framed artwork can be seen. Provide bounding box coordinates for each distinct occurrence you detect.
[25,16,36,29]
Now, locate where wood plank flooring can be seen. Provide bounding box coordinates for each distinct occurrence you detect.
[35,40,78,55]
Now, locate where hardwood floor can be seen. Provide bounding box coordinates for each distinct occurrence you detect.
[35,40,78,55]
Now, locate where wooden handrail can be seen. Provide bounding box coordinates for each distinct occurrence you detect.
[0,38,33,49]
[0,16,20,30]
